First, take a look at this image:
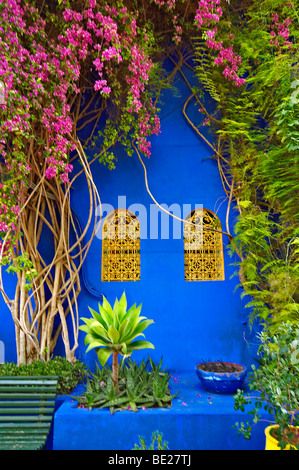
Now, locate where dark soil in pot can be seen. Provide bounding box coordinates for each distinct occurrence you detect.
[197,362,244,373]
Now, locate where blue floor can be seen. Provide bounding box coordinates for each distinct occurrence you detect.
[52,371,270,450]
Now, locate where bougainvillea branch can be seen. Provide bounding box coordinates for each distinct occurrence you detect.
[0,0,161,364]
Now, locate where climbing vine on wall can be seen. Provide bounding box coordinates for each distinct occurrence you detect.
[191,0,299,328]
[0,0,298,363]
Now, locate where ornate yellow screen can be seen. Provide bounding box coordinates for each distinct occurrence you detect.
[184,209,225,281]
[101,209,140,282]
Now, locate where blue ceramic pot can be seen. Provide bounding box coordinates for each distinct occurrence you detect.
[196,362,247,394]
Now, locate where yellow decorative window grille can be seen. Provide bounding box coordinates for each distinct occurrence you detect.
[184,208,225,281]
[101,209,140,282]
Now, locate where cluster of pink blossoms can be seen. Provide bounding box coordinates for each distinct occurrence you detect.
[195,0,246,87]
[1,0,78,190]
[60,6,126,99]
[195,0,223,26]
[0,1,38,242]
[152,0,176,8]
[60,2,160,159]
[0,0,162,236]
[210,35,245,87]
[137,110,161,158]
[0,0,88,249]
[127,45,153,113]
[269,13,292,50]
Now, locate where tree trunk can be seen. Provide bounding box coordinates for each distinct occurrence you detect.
[0,137,101,365]
[112,351,119,393]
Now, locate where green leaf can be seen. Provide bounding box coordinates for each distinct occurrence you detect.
[118,291,127,320]
[291,350,299,365]
[125,319,155,344]
[97,348,113,367]
[88,307,108,328]
[127,340,155,352]
[239,200,252,208]
[108,325,120,344]
[113,297,119,318]
[98,304,113,328]
[83,333,95,346]
[80,317,94,327]
[125,304,142,327]
[119,318,130,339]
[101,295,113,319]
[85,339,106,353]
[90,321,109,339]
[79,324,91,334]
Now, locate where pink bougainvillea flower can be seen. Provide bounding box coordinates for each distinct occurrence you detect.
[45,167,57,179]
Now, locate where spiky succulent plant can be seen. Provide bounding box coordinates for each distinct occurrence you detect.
[80,291,154,390]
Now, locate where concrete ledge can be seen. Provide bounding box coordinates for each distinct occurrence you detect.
[53,372,269,450]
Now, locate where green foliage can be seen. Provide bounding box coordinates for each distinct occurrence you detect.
[0,356,87,395]
[5,253,38,292]
[193,39,221,103]
[192,0,299,328]
[74,356,178,414]
[133,430,169,450]
[80,291,154,367]
[234,322,299,450]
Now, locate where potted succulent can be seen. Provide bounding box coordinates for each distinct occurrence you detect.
[196,361,247,394]
[78,292,178,412]
[234,322,299,450]
[79,291,155,392]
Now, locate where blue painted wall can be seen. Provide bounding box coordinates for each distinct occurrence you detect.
[0,271,18,363]
[71,61,256,372]
[0,61,257,371]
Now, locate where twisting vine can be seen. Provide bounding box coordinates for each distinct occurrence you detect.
[0,0,161,364]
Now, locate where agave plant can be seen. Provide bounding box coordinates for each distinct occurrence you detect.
[79,292,154,391]
[73,357,179,413]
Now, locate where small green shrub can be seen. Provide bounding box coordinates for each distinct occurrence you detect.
[234,322,299,449]
[133,431,169,450]
[0,357,87,394]
[74,356,179,413]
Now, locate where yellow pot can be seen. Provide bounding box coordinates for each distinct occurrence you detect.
[265,425,299,450]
